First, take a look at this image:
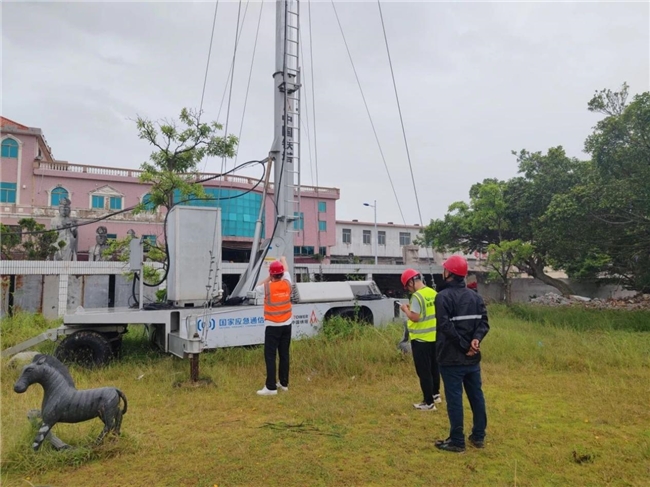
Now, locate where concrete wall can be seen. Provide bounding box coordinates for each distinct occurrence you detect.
[478,277,636,303]
[1,274,158,319]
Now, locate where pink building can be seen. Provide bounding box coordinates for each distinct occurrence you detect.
[1,117,339,262]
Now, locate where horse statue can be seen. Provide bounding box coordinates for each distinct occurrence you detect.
[13,354,128,451]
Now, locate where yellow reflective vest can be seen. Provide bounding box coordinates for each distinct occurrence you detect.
[407,286,437,342]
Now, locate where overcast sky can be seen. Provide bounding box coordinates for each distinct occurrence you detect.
[3,1,648,224]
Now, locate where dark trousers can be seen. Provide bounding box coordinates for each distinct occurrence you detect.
[439,364,487,447]
[264,324,292,390]
[411,340,440,405]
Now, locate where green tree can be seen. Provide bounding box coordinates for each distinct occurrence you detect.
[0,219,61,260]
[544,83,650,292]
[422,179,527,303]
[134,108,238,212]
[503,147,586,295]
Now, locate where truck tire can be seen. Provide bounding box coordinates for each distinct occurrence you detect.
[55,331,113,368]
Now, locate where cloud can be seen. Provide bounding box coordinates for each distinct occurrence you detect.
[2,0,648,224]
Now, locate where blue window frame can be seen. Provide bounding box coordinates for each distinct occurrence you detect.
[1,139,19,158]
[106,234,117,240]
[318,220,327,231]
[91,195,104,209]
[51,187,68,206]
[0,182,17,203]
[109,196,122,210]
[293,212,304,230]
[318,201,326,213]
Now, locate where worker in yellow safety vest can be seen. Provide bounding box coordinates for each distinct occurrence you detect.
[399,269,441,410]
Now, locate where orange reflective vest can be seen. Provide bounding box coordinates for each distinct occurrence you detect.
[264,279,292,323]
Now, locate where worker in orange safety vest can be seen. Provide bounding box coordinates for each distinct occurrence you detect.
[255,256,293,396]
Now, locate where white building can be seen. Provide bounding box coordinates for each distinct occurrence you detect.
[330,220,431,264]
[330,219,481,268]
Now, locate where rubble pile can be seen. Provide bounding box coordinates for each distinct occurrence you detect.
[530,292,650,310]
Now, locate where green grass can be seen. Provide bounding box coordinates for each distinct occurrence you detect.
[2,308,650,487]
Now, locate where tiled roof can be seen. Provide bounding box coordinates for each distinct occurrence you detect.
[0,116,30,130]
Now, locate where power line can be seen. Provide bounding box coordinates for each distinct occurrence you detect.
[330,0,406,225]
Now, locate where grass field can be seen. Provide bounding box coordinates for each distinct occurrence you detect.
[2,306,650,487]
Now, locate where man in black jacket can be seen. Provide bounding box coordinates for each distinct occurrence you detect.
[434,255,489,453]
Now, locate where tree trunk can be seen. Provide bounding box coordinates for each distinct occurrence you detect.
[504,279,512,305]
[526,257,575,296]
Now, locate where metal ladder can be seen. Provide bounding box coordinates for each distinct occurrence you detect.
[281,0,302,236]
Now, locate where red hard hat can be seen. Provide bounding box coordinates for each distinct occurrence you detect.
[467,281,478,290]
[442,255,468,277]
[269,261,284,275]
[400,268,420,287]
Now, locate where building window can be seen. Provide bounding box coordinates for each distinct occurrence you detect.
[92,195,104,209]
[1,139,19,158]
[174,188,264,239]
[294,246,315,255]
[378,230,386,245]
[363,230,371,245]
[318,220,327,231]
[109,196,122,210]
[142,193,155,211]
[293,212,304,230]
[319,246,327,256]
[0,182,17,203]
[342,228,351,244]
[318,201,326,213]
[399,232,411,246]
[106,234,117,241]
[143,235,157,249]
[50,187,69,207]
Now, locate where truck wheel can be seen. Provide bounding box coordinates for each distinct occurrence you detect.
[55,331,113,368]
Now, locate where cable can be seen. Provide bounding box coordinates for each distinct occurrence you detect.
[307,0,322,255]
[298,18,315,188]
[330,0,406,225]
[377,0,434,279]
[233,0,264,168]
[199,1,220,117]
[4,159,268,237]
[141,160,267,289]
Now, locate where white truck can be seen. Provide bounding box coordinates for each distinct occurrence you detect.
[1,0,403,368]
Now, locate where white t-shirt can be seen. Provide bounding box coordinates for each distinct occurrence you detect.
[256,272,293,326]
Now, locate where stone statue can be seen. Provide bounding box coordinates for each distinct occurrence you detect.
[127,229,136,239]
[89,226,109,261]
[13,354,127,451]
[50,198,78,261]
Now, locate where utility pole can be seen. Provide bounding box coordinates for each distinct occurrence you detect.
[364,200,378,265]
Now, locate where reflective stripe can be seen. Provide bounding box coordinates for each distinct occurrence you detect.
[408,326,437,334]
[450,315,482,321]
[266,309,291,316]
[264,280,292,323]
[407,287,437,342]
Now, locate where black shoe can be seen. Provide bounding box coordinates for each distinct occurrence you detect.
[468,435,485,448]
[434,438,465,453]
